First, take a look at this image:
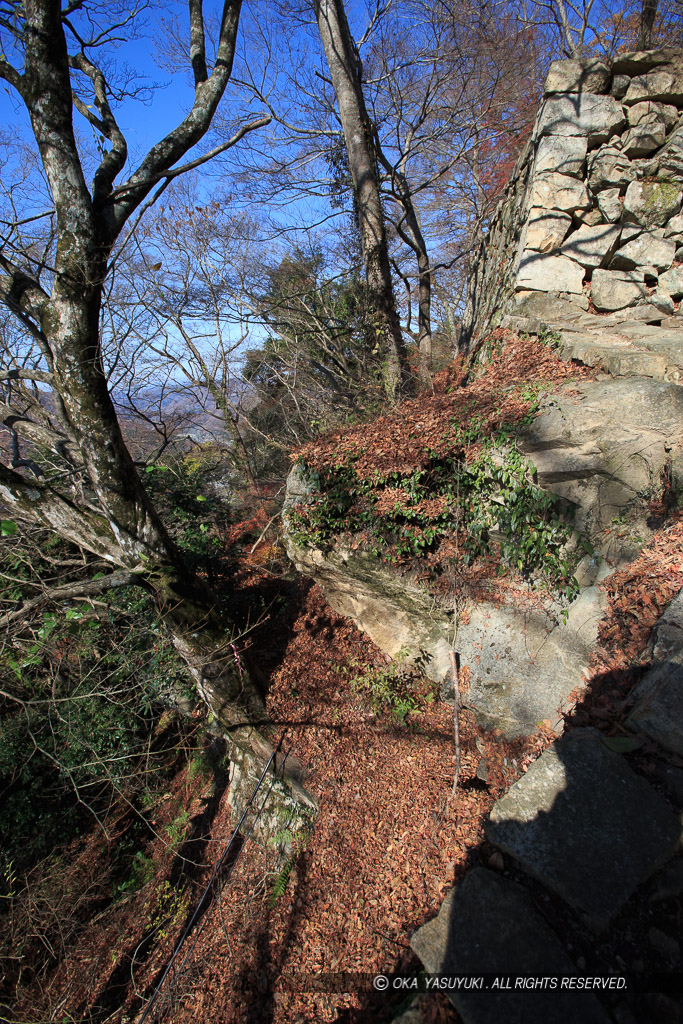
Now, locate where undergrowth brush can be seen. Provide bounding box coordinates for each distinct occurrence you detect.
[287,333,594,606]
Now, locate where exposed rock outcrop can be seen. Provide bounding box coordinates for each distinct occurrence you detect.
[283,374,683,737]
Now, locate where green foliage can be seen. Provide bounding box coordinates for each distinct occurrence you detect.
[145,880,189,940]
[345,648,435,724]
[268,804,314,908]
[0,530,197,869]
[143,452,229,577]
[164,809,191,848]
[116,850,155,895]
[461,439,580,602]
[537,325,563,352]
[287,420,584,604]
[242,247,392,479]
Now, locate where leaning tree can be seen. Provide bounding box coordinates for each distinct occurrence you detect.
[0,0,283,772]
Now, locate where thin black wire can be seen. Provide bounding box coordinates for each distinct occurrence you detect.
[138,735,288,1024]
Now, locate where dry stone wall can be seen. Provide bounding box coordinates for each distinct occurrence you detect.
[462,48,683,342]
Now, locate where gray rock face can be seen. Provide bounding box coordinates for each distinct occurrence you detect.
[577,207,603,227]
[534,134,587,177]
[588,145,637,191]
[612,74,630,99]
[651,291,676,315]
[623,180,683,228]
[517,377,683,537]
[462,50,683,342]
[527,172,590,213]
[486,728,681,929]
[627,590,683,754]
[620,223,645,243]
[591,268,647,310]
[659,265,683,298]
[544,58,610,96]
[560,223,621,268]
[523,208,573,252]
[282,510,607,738]
[613,48,682,77]
[664,210,683,235]
[597,187,623,222]
[622,120,667,157]
[516,251,585,293]
[610,231,676,271]
[410,869,611,1024]
[659,125,683,179]
[536,94,626,145]
[624,68,683,106]
[628,100,679,129]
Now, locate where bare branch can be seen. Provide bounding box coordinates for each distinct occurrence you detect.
[109,115,272,198]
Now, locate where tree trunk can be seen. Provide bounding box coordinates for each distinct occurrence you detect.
[380,159,433,381]
[313,0,410,399]
[0,0,287,780]
[639,0,659,48]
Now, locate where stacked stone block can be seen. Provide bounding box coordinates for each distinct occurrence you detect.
[462,48,683,341]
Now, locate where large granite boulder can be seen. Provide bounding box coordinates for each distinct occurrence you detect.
[659,123,683,179]
[283,378,683,737]
[560,223,621,268]
[544,58,610,95]
[535,94,626,145]
[623,180,683,228]
[596,187,622,222]
[516,251,585,293]
[664,210,683,235]
[590,268,647,310]
[609,231,676,272]
[659,265,683,298]
[411,868,611,1024]
[587,144,637,191]
[486,728,681,929]
[523,209,573,252]
[628,100,679,129]
[622,119,667,157]
[624,66,683,106]
[613,48,683,77]
[527,172,590,213]
[626,590,683,754]
[534,134,587,177]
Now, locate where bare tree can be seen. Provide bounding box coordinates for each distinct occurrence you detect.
[312,0,411,398]
[0,1,281,773]
[116,186,262,490]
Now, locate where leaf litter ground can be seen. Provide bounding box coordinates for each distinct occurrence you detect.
[5,335,682,1024]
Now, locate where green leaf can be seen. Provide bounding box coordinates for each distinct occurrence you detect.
[1,520,18,537]
[601,736,643,753]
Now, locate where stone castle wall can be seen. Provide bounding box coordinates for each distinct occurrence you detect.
[462,48,683,342]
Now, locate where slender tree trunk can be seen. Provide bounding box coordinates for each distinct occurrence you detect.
[2,282,271,755]
[639,0,658,48]
[386,173,432,380]
[313,0,410,399]
[416,250,432,379]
